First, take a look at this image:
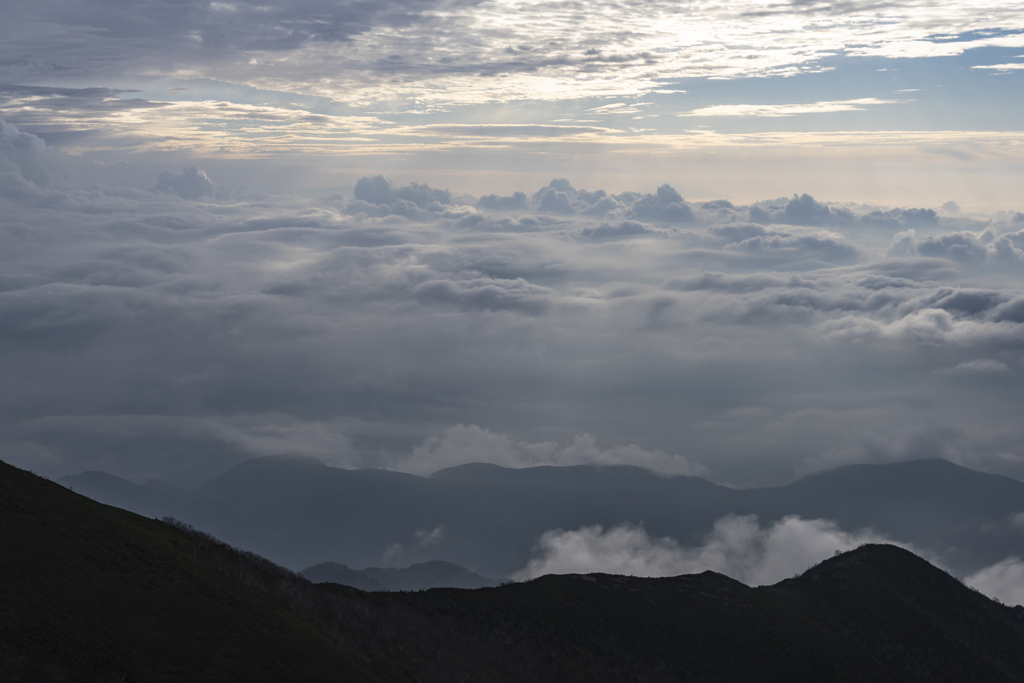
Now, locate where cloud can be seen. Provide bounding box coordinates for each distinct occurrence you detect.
[415,525,445,546]
[888,228,1024,263]
[581,220,662,239]
[965,557,1024,606]
[341,175,466,221]
[971,63,1024,70]
[0,120,54,200]
[411,277,553,314]
[4,165,1024,491]
[405,124,610,138]
[479,192,529,212]
[937,359,1011,376]
[154,166,217,201]
[8,0,1019,109]
[627,184,695,223]
[353,175,453,208]
[396,425,705,477]
[679,98,899,117]
[512,515,899,585]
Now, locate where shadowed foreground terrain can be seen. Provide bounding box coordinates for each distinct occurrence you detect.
[6,461,1024,682]
[0,462,402,683]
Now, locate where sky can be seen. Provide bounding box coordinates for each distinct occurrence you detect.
[2,0,1024,489]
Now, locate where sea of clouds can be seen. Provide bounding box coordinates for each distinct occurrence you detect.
[2,120,1024,492]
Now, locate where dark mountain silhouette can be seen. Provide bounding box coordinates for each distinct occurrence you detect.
[302,560,497,591]
[766,544,1024,683]
[59,456,1024,576]
[0,461,400,683]
[9,461,1024,682]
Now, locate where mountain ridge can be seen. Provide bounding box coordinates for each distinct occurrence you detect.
[58,456,1024,577]
[10,461,1024,682]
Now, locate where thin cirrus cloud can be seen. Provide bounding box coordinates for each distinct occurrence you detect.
[971,62,1024,70]
[678,98,902,118]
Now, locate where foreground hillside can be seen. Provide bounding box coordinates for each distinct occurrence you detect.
[0,461,400,683]
[767,545,1024,682]
[8,461,1024,682]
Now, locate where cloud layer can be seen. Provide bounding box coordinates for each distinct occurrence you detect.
[2,122,1024,489]
[514,516,1024,606]
[512,515,898,586]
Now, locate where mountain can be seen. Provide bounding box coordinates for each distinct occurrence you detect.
[314,545,1024,683]
[59,456,1024,576]
[301,560,497,591]
[0,461,400,683]
[60,469,185,519]
[9,461,1024,682]
[766,544,1024,683]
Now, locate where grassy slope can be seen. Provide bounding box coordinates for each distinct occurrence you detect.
[0,461,399,683]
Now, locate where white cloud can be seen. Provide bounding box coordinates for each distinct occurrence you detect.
[852,34,1024,60]
[5,0,1023,108]
[679,98,899,118]
[966,557,1024,606]
[415,525,445,547]
[971,63,1024,70]
[512,515,900,585]
[396,425,705,477]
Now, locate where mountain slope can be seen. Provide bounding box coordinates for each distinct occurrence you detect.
[0,461,400,683]
[9,461,1024,682]
[765,544,1024,683]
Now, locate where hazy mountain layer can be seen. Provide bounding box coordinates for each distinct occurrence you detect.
[60,457,1024,577]
[302,560,497,591]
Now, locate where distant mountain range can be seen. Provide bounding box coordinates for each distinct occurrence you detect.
[59,456,1024,578]
[301,560,497,591]
[7,460,1024,682]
